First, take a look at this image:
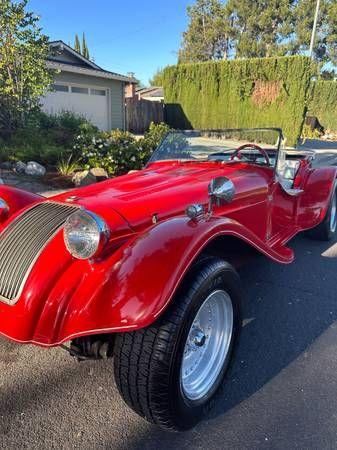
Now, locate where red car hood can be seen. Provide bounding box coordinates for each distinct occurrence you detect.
[51,162,267,229]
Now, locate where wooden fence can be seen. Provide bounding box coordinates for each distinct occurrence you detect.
[125,98,165,134]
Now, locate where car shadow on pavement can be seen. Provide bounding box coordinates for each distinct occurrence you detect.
[121,234,337,449]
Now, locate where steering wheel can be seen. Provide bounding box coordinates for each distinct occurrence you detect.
[230,143,270,166]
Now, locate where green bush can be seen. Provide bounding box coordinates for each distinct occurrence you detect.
[0,143,68,166]
[301,124,323,142]
[0,118,171,175]
[307,81,337,132]
[79,123,171,176]
[72,121,100,160]
[137,122,170,162]
[0,111,97,168]
[81,130,142,176]
[162,56,315,147]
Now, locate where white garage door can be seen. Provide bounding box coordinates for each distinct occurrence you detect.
[42,83,110,130]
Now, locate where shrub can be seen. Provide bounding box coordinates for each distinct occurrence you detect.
[72,121,99,160]
[1,143,67,167]
[77,123,171,176]
[301,124,322,142]
[137,122,170,162]
[0,145,12,163]
[0,111,97,168]
[81,130,142,176]
[57,155,80,176]
[162,56,315,147]
[307,81,337,132]
[36,111,98,147]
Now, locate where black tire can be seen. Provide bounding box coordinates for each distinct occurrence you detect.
[113,258,242,431]
[306,186,337,241]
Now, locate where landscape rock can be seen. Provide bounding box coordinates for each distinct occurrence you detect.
[25,161,46,177]
[0,178,4,184]
[89,167,108,182]
[72,170,96,187]
[14,161,27,174]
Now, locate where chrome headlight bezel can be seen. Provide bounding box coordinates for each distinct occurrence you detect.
[63,209,110,260]
[0,198,9,220]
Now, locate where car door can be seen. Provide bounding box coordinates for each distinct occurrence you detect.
[217,163,275,242]
[268,149,301,241]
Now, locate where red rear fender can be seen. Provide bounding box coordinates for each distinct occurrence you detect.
[298,167,337,229]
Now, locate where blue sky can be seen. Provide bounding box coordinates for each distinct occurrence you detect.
[28,0,191,85]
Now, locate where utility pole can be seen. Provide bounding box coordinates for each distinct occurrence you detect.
[309,0,321,58]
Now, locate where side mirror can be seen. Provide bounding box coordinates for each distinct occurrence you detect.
[208,176,235,214]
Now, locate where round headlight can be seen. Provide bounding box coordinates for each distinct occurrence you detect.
[0,198,9,220]
[64,210,109,260]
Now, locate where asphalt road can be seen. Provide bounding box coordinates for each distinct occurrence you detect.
[1,236,337,449]
[1,149,337,449]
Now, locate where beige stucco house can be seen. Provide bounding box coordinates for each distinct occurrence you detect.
[42,41,136,130]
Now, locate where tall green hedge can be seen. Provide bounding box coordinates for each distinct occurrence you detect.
[163,56,314,147]
[308,81,337,132]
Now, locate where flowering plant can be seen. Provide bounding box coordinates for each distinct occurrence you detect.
[75,123,171,176]
[80,130,142,176]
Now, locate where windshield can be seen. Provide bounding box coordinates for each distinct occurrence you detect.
[149,128,282,167]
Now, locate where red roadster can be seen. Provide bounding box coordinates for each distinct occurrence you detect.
[0,128,336,431]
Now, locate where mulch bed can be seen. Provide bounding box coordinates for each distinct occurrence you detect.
[42,172,74,188]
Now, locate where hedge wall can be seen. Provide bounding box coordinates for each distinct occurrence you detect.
[163,56,314,147]
[308,81,337,132]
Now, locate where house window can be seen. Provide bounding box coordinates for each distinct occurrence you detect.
[71,86,89,94]
[91,88,106,96]
[53,84,68,92]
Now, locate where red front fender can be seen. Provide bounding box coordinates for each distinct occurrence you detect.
[0,185,42,227]
[0,215,293,347]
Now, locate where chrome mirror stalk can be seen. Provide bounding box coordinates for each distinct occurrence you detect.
[208,177,236,215]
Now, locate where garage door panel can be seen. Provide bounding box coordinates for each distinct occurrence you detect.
[42,85,109,130]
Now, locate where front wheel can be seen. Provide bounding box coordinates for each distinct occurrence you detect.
[113,258,242,431]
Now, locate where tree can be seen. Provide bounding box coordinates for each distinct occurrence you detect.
[178,0,235,63]
[288,0,337,65]
[326,1,337,65]
[289,0,327,60]
[224,0,295,58]
[74,33,81,53]
[178,0,295,62]
[149,68,164,86]
[74,32,90,60]
[82,32,90,60]
[0,0,53,135]
[178,0,337,67]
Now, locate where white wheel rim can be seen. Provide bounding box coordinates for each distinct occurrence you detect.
[181,290,234,401]
[330,194,336,233]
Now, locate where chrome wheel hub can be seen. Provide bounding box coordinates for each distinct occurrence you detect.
[330,194,336,233]
[181,290,234,401]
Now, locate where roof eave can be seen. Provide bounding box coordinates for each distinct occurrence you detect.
[49,40,102,71]
[46,61,137,84]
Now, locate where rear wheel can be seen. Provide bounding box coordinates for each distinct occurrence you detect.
[306,186,337,241]
[113,258,242,431]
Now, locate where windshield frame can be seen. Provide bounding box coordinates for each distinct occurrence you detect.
[148,128,284,166]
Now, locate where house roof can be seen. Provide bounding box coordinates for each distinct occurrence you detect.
[48,40,137,84]
[136,86,164,97]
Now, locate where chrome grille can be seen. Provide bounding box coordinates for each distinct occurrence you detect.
[0,202,78,305]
